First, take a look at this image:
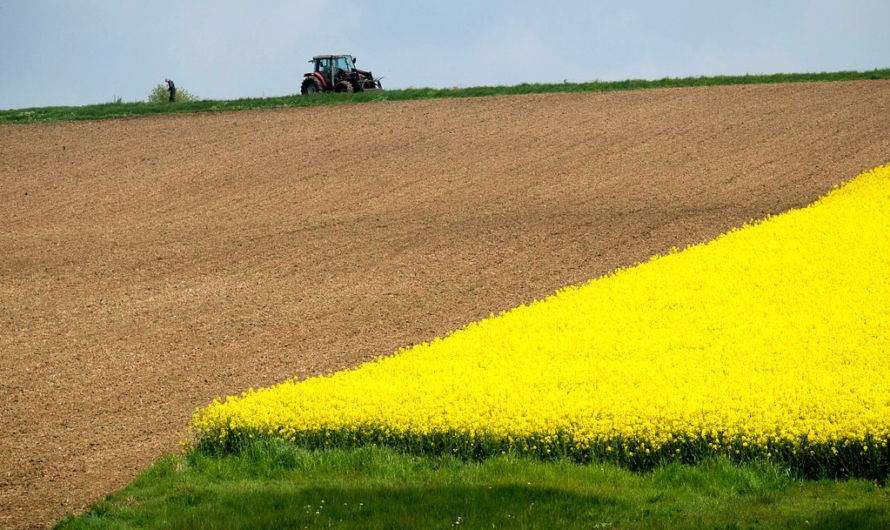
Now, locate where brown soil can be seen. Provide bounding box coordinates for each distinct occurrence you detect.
[1,81,888,529]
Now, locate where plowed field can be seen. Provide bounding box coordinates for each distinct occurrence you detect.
[1,81,889,529]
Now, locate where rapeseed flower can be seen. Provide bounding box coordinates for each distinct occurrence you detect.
[193,165,890,479]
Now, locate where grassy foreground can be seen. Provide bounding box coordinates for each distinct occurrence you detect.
[2,68,888,124]
[56,440,890,530]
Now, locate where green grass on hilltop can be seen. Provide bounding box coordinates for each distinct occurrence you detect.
[56,440,890,530]
[4,68,889,125]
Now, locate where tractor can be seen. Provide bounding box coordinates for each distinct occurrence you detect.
[301,54,383,94]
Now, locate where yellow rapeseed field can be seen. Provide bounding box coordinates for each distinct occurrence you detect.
[193,165,890,479]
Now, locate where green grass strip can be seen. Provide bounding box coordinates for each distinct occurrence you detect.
[55,440,890,529]
[3,68,888,124]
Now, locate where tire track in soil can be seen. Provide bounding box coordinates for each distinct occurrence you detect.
[1,81,888,528]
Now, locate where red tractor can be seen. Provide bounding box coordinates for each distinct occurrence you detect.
[301,54,383,94]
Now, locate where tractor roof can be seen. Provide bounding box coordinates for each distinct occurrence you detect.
[310,54,353,60]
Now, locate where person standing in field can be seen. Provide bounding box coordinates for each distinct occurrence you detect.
[165,78,176,102]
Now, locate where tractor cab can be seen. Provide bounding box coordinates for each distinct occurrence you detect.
[314,55,355,83]
[302,54,382,94]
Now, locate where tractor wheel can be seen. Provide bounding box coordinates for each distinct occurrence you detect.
[301,77,323,95]
[335,80,355,93]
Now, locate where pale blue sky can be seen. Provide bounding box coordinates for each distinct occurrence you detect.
[1,0,887,110]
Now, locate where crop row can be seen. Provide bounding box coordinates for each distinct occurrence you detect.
[192,165,890,480]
